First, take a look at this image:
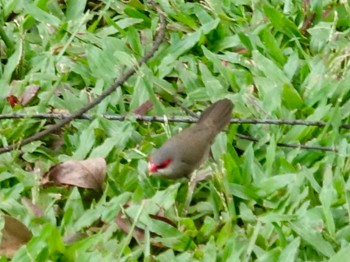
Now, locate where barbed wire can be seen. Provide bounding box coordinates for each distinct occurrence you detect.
[0,112,341,152]
[0,113,348,128]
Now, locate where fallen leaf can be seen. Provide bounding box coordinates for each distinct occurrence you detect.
[20,84,40,106]
[115,202,179,248]
[63,232,88,245]
[149,214,177,228]
[134,100,153,115]
[235,47,249,54]
[51,108,70,114]
[6,84,40,108]
[0,215,32,258]
[115,213,146,242]
[21,198,44,217]
[42,158,106,191]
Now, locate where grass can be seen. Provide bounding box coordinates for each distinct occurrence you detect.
[1,0,350,261]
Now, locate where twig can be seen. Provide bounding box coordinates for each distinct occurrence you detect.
[172,96,199,118]
[0,1,166,154]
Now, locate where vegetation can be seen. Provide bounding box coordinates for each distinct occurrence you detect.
[1,0,350,261]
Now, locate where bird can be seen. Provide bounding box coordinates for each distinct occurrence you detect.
[148,98,233,179]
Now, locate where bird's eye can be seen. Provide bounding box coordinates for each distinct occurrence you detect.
[158,159,172,169]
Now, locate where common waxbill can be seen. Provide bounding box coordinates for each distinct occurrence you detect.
[148,99,233,179]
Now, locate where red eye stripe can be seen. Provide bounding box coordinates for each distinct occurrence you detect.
[157,159,172,169]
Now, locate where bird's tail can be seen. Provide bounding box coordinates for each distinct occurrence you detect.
[198,98,233,133]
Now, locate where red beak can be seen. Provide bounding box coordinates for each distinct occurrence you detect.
[148,162,158,173]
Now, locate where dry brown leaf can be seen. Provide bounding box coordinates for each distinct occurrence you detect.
[0,215,32,258]
[115,204,176,248]
[115,213,146,243]
[63,232,88,245]
[51,108,70,114]
[42,157,106,191]
[20,84,40,106]
[134,100,153,115]
[148,214,177,228]
[6,84,40,108]
[21,198,44,217]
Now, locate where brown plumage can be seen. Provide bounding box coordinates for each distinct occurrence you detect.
[148,99,233,179]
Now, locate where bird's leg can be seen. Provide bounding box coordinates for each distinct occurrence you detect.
[181,168,212,216]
